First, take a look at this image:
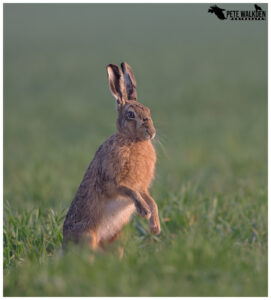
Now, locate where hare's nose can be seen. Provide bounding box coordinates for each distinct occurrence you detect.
[143,117,149,122]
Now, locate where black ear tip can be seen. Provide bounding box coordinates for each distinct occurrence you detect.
[107,63,120,68]
[107,64,122,76]
[120,62,127,72]
[107,64,116,72]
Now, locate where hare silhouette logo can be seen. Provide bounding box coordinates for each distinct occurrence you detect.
[208,5,227,20]
[208,4,266,21]
[254,4,262,11]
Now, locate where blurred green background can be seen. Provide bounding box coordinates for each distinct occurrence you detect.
[4,4,267,296]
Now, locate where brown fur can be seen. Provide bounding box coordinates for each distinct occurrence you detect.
[63,62,160,249]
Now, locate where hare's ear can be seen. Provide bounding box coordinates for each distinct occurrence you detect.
[107,64,127,106]
[121,62,137,101]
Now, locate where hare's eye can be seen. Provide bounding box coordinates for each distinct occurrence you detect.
[127,111,135,119]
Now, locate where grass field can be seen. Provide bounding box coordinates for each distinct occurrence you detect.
[4,4,267,296]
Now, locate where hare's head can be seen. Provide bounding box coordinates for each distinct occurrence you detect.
[107,62,156,141]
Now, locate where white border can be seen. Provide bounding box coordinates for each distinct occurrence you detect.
[1,0,3,297]
[0,0,269,3]
[1,1,268,299]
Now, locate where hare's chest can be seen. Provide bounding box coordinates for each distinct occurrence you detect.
[126,142,156,187]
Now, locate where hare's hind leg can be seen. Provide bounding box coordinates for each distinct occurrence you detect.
[63,227,98,250]
[83,230,98,250]
[100,230,122,248]
[99,230,124,259]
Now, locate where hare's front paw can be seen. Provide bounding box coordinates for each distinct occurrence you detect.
[136,203,151,219]
[149,217,161,235]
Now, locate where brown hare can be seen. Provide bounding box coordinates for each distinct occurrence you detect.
[63,62,160,250]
